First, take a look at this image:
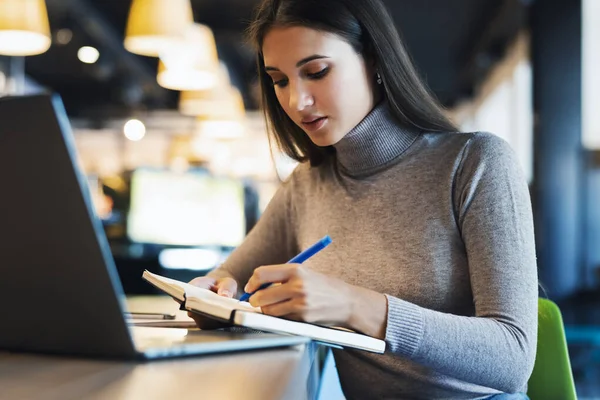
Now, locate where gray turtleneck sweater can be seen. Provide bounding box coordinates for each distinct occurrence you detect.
[209,103,538,399]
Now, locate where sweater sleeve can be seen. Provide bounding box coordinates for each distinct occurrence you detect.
[207,173,299,293]
[383,133,538,393]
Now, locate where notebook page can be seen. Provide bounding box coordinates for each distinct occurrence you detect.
[142,270,187,301]
[142,270,235,302]
[143,271,261,316]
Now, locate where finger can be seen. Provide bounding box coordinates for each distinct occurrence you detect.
[216,277,238,298]
[188,276,217,290]
[249,282,299,308]
[260,299,300,318]
[245,264,299,293]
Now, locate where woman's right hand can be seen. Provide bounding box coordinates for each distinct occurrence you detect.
[186,276,238,330]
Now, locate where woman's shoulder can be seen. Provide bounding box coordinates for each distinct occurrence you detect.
[424,130,516,161]
[424,129,508,146]
[458,131,517,163]
[434,131,522,179]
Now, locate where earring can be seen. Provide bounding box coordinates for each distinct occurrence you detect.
[376,72,382,85]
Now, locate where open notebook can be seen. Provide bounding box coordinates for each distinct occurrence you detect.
[142,271,386,353]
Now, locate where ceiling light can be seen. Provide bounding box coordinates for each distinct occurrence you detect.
[77,46,100,64]
[0,0,51,56]
[157,66,217,91]
[157,23,220,91]
[189,87,246,121]
[124,119,146,141]
[124,0,193,57]
[179,63,232,116]
[193,88,247,139]
[56,28,72,45]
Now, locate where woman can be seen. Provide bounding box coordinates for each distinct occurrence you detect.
[189,0,538,398]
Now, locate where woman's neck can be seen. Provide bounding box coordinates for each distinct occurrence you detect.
[332,101,421,177]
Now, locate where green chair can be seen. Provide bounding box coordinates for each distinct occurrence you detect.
[527,298,577,400]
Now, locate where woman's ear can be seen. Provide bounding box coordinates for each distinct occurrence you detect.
[363,54,376,76]
[365,52,377,70]
[366,52,379,76]
[370,57,378,70]
[369,61,379,83]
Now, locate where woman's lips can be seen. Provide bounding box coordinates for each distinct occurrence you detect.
[301,116,328,132]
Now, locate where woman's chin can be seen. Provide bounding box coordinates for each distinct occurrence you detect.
[306,131,343,147]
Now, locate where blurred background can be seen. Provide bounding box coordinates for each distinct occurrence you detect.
[0,0,598,395]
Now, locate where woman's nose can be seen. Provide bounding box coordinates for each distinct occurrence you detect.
[289,83,314,111]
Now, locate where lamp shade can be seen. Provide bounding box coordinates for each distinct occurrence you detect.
[124,0,193,57]
[184,87,245,120]
[157,61,218,91]
[0,0,51,56]
[179,63,232,116]
[194,88,246,139]
[157,23,220,91]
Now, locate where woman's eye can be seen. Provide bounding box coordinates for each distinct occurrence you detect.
[273,78,289,88]
[307,68,330,80]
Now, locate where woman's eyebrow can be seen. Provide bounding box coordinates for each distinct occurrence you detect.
[295,54,329,67]
[264,55,330,72]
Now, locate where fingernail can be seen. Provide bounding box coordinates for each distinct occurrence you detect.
[219,290,232,298]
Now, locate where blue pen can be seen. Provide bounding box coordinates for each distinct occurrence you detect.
[239,235,332,302]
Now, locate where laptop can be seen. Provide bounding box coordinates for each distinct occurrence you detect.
[0,94,308,360]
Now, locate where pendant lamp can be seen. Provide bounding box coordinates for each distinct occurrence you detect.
[124,0,193,57]
[0,0,51,56]
[157,23,219,91]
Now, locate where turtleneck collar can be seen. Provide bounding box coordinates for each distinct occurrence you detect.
[333,101,421,177]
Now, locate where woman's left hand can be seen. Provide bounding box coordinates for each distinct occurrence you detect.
[244,264,353,327]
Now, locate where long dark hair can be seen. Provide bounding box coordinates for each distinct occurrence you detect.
[247,0,457,166]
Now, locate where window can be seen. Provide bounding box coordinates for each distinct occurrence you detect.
[583,0,600,149]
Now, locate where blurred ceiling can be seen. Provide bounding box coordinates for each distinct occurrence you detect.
[19,0,528,118]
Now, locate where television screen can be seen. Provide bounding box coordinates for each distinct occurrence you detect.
[127,168,246,247]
